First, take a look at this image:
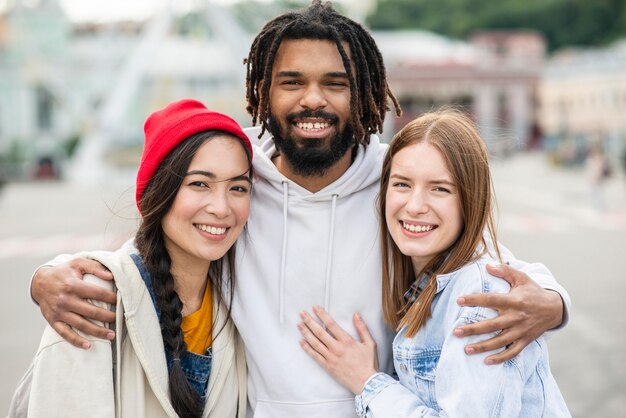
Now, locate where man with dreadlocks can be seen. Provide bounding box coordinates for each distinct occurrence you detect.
[233,5,567,416]
[31,1,570,417]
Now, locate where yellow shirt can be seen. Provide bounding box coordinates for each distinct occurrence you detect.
[181,282,213,355]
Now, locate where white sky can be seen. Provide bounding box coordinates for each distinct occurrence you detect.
[61,0,166,22]
[0,0,273,22]
[1,0,363,23]
[58,0,263,22]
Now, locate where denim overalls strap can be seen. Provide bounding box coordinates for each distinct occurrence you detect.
[130,253,213,400]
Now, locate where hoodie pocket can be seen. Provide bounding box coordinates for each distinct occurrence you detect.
[252,398,356,418]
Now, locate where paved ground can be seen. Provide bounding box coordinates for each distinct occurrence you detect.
[1,151,625,416]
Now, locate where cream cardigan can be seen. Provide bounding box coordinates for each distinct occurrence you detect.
[9,250,247,418]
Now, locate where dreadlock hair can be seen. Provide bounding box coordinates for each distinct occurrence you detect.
[135,131,253,418]
[244,0,401,146]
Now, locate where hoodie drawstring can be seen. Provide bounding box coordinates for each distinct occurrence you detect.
[278,184,338,324]
[279,181,289,324]
[324,194,338,314]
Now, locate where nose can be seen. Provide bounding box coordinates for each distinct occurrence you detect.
[405,190,429,215]
[299,84,327,110]
[206,189,232,218]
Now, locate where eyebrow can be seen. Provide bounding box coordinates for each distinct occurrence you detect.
[275,70,302,78]
[325,71,349,78]
[389,173,456,186]
[275,70,349,79]
[186,170,252,184]
[430,178,455,186]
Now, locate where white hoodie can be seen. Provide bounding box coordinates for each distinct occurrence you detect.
[233,132,395,418]
[233,130,570,418]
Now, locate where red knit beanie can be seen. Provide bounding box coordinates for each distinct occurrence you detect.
[135,99,252,211]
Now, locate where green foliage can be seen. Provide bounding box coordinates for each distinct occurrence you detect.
[367,0,626,50]
[3,140,27,164]
[233,0,348,33]
[175,12,214,38]
[61,133,81,158]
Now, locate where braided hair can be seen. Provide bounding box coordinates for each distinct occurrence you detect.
[244,0,401,145]
[135,131,252,418]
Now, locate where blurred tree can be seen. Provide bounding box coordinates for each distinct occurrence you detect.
[367,0,626,50]
[233,0,347,33]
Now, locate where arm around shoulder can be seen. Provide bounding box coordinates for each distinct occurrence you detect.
[495,240,571,330]
[30,250,120,347]
[29,238,133,306]
[502,259,571,331]
[29,253,77,305]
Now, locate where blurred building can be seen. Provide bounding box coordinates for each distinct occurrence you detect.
[0,0,551,174]
[0,1,140,178]
[0,0,73,168]
[0,1,249,181]
[376,30,546,151]
[538,40,626,164]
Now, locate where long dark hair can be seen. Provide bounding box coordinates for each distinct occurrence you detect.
[134,130,252,417]
[244,0,401,144]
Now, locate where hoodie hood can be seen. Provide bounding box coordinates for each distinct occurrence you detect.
[244,128,387,324]
[244,126,385,202]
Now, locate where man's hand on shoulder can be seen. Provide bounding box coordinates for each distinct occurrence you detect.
[32,258,117,349]
[454,264,564,364]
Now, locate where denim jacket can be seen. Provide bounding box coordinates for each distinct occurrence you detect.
[355,255,571,417]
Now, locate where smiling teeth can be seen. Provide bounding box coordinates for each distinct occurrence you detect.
[196,224,226,235]
[296,122,330,130]
[403,222,434,233]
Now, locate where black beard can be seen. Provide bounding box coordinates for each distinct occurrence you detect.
[267,110,356,177]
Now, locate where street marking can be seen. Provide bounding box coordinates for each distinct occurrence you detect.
[0,233,130,260]
[498,209,626,234]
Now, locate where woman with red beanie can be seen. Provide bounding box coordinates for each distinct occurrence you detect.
[10,99,253,418]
